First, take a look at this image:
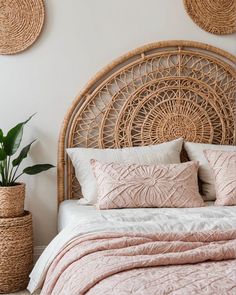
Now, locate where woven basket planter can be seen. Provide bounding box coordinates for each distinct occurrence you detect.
[0,211,33,293]
[0,183,25,218]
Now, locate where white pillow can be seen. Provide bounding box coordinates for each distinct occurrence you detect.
[67,138,183,204]
[184,141,236,201]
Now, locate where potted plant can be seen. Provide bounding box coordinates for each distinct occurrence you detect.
[0,114,54,218]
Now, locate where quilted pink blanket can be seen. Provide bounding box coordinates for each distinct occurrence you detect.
[41,230,236,295]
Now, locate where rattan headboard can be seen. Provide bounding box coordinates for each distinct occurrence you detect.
[58,40,236,204]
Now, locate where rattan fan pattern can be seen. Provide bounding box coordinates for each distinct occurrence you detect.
[184,0,236,35]
[0,0,45,55]
[58,41,236,203]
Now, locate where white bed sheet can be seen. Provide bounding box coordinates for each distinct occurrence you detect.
[58,200,236,232]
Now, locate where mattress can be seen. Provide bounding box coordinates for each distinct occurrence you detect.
[58,200,236,232]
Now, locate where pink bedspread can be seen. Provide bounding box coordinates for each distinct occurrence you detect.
[41,230,236,295]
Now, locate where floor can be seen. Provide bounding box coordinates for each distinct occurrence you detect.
[5,291,40,295]
[6,292,30,295]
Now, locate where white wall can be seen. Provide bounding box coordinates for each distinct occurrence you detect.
[0,0,235,246]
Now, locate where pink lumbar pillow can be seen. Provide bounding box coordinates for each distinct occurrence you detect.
[204,150,236,206]
[90,159,204,209]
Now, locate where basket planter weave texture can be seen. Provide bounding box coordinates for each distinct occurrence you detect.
[0,211,33,293]
[0,183,25,218]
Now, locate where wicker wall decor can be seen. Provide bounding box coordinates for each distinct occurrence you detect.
[183,0,236,35]
[58,41,236,203]
[0,0,45,55]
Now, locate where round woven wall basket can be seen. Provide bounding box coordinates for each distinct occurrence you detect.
[0,0,45,55]
[183,0,236,35]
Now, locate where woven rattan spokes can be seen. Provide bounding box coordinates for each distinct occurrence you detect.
[72,50,236,148]
[58,41,236,202]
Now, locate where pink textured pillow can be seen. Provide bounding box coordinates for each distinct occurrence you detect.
[204,150,236,206]
[90,159,204,209]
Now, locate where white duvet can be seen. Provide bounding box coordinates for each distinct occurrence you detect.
[28,203,236,293]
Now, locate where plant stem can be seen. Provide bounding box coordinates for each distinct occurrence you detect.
[4,158,8,185]
[0,162,5,186]
[11,164,20,184]
[8,165,14,184]
[6,156,11,184]
[12,172,24,183]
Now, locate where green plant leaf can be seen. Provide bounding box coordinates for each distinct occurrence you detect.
[12,140,36,167]
[0,129,3,143]
[0,148,7,161]
[3,114,35,156]
[23,164,54,175]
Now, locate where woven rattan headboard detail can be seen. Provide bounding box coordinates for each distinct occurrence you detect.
[58,40,236,204]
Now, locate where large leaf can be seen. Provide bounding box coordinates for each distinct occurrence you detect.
[0,129,3,143]
[3,114,35,156]
[12,140,36,167]
[23,164,54,175]
[0,148,7,161]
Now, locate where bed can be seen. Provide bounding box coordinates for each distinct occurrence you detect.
[28,41,236,294]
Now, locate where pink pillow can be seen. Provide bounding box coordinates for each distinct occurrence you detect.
[204,150,236,206]
[90,159,204,209]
